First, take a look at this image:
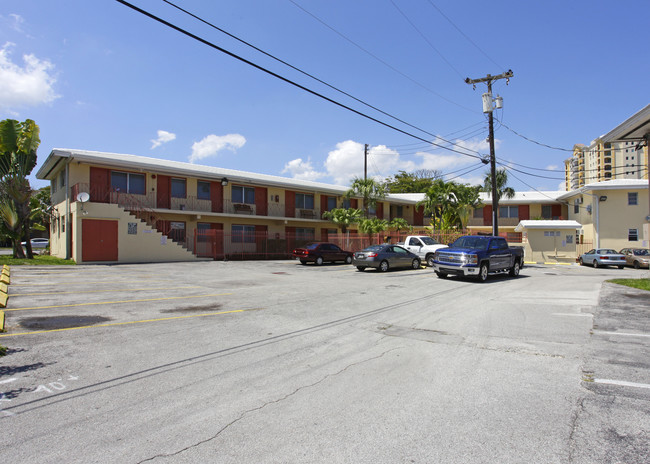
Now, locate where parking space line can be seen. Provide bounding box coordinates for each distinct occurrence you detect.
[594,330,650,338]
[593,379,650,389]
[0,307,261,338]
[9,286,203,297]
[9,279,170,287]
[4,293,233,311]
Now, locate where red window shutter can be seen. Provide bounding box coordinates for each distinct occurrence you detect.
[255,187,268,216]
[376,202,384,219]
[285,191,295,217]
[320,195,328,213]
[210,181,223,213]
[351,199,358,209]
[552,204,562,219]
[518,205,530,220]
[483,205,493,226]
[414,205,424,226]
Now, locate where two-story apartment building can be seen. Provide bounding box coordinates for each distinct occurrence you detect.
[36,149,425,263]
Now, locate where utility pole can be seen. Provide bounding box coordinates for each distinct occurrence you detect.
[465,70,513,236]
[364,143,369,181]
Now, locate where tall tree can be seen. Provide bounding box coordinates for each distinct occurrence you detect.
[483,168,515,203]
[322,208,362,234]
[417,179,456,230]
[0,119,41,258]
[385,169,441,193]
[345,178,387,218]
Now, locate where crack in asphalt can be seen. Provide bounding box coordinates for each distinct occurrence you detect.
[137,347,403,463]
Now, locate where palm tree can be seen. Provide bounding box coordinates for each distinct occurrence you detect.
[322,208,362,234]
[483,168,515,203]
[345,178,387,218]
[417,179,457,230]
[358,217,388,245]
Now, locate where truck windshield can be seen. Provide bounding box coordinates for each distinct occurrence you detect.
[420,237,439,246]
[452,236,489,250]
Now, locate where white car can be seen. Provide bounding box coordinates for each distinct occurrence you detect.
[22,238,50,249]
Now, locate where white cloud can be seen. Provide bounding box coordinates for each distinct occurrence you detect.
[546,164,559,170]
[189,133,246,163]
[281,158,325,181]
[150,130,176,149]
[323,140,365,185]
[0,42,59,111]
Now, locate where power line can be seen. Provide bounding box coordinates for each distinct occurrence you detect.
[390,0,465,80]
[426,0,503,71]
[115,0,485,161]
[160,0,473,149]
[287,0,478,114]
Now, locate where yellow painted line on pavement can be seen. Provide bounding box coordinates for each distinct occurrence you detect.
[4,293,233,311]
[9,279,169,287]
[9,286,203,297]
[0,307,261,338]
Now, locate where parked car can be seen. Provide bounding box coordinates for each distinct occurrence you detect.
[292,242,353,265]
[353,244,421,272]
[431,235,524,282]
[578,249,626,268]
[21,237,49,249]
[619,248,650,269]
[398,235,448,267]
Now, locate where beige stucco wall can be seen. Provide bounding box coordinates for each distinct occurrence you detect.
[70,202,199,263]
[521,228,578,263]
[565,187,649,249]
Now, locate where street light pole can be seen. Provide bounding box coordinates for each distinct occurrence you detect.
[465,70,513,237]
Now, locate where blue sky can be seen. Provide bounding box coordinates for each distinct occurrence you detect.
[2,0,648,191]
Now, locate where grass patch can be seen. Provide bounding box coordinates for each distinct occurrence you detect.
[0,345,7,357]
[608,278,650,291]
[0,255,75,266]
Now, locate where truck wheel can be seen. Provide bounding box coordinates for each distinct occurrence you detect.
[435,271,448,279]
[509,260,520,277]
[426,254,435,267]
[478,263,489,282]
[379,260,389,272]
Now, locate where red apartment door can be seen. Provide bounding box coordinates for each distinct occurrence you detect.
[82,219,118,262]
[157,175,171,209]
[89,167,110,203]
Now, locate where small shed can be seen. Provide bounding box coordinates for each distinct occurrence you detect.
[514,220,582,263]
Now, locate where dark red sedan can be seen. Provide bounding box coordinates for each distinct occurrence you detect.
[292,242,354,265]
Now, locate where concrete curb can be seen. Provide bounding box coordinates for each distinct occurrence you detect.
[0,265,8,312]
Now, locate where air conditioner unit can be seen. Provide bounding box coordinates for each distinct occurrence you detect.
[586,205,592,214]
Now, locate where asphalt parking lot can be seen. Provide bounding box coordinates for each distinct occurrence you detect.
[1,261,649,463]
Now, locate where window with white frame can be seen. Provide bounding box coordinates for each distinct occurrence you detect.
[296,193,314,209]
[232,224,256,243]
[171,178,186,198]
[111,171,145,195]
[628,192,638,205]
[197,181,211,200]
[629,229,638,241]
[499,206,518,218]
[232,185,255,204]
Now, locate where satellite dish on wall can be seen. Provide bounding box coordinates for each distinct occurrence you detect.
[76,192,90,203]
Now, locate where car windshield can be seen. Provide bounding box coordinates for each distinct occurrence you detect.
[633,249,649,256]
[452,236,489,250]
[420,237,439,246]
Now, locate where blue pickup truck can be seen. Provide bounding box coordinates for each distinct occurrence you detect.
[431,235,524,282]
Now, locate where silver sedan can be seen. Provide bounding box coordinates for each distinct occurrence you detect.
[353,244,421,272]
[578,249,626,268]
